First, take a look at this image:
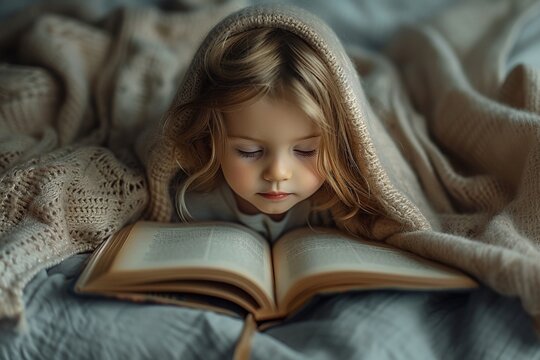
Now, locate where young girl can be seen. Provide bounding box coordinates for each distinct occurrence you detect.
[142,4,428,246]
[169,25,382,242]
[139,4,431,357]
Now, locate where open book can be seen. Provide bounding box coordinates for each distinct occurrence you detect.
[75,221,478,323]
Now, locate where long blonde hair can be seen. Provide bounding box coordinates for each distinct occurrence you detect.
[170,27,381,232]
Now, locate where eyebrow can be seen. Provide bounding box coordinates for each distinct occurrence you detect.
[227,134,321,142]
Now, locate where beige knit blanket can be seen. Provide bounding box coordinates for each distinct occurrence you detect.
[1,0,539,333]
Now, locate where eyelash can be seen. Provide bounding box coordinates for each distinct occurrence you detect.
[237,150,261,158]
[236,149,317,158]
[295,150,317,158]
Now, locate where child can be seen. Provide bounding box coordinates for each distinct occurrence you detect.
[142,4,428,245]
[169,25,382,242]
[140,4,431,357]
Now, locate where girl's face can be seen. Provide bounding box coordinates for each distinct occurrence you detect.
[221,96,325,221]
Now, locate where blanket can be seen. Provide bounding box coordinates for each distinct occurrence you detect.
[1,0,539,336]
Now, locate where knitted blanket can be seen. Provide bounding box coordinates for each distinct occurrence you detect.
[0,0,248,324]
[1,0,540,334]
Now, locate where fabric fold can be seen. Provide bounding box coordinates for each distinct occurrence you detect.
[0,0,539,338]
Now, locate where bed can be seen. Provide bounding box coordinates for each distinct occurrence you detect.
[1,253,539,359]
[1,0,540,359]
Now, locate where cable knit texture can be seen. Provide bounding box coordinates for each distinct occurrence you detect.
[1,0,540,333]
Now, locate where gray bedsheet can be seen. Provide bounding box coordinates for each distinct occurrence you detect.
[1,253,539,359]
[2,0,540,358]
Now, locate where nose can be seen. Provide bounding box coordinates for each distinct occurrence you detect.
[263,154,292,182]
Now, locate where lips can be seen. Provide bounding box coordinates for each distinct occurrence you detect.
[258,192,291,200]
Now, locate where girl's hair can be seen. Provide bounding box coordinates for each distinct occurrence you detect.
[170,27,381,233]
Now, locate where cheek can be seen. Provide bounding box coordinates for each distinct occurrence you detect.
[303,171,325,192]
[299,160,325,192]
[221,157,257,192]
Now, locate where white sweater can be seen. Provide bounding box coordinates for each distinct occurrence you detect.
[177,181,334,243]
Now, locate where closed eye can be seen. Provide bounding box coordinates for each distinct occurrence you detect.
[295,149,317,157]
[236,149,262,158]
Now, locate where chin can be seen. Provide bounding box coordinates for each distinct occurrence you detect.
[258,206,291,215]
[264,209,288,215]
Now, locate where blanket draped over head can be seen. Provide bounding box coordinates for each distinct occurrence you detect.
[1,0,539,331]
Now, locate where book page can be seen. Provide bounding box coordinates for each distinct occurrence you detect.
[273,227,472,304]
[109,222,274,299]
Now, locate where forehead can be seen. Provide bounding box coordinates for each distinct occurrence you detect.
[223,97,319,140]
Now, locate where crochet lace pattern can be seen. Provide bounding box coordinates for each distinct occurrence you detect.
[0,146,147,318]
[0,0,246,322]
